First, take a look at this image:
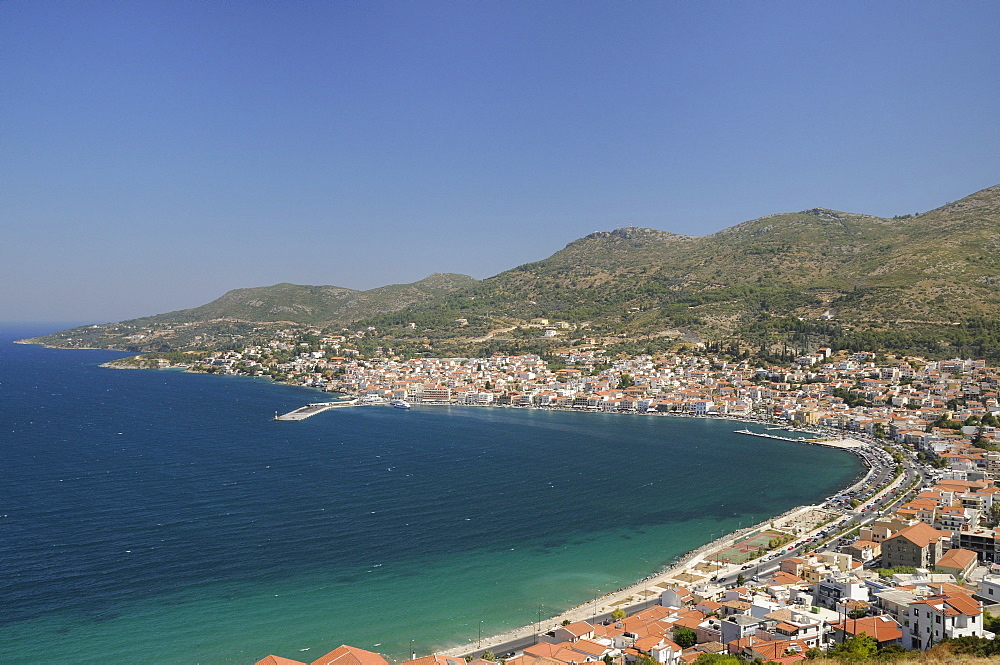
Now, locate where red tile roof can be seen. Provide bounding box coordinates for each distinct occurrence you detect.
[560,621,595,638]
[831,615,903,642]
[256,657,308,665]
[403,656,466,665]
[911,591,981,617]
[886,522,946,548]
[935,547,978,571]
[312,645,389,665]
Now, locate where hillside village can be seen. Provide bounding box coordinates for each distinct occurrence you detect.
[125,329,1000,662]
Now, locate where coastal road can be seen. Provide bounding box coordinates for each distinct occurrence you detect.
[713,448,927,588]
[715,462,926,588]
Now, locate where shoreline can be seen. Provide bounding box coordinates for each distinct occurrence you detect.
[434,501,842,659]
[427,424,874,659]
[18,340,879,660]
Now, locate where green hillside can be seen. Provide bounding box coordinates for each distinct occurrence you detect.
[360,184,1000,359]
[24,184,1000,359]
[469,185,1000,333]
[23,273,478,352]
[138,272,479,325]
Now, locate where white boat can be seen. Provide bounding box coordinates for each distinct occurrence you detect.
[390,399,411,409]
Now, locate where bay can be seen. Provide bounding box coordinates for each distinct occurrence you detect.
[0,324,862,663]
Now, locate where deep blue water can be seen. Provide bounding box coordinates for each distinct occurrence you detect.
[0,324,863,663]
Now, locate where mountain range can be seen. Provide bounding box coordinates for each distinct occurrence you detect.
[25,184,1000,359]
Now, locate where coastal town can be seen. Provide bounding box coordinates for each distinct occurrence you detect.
[127,327,1000,662]
[167,325,1000,454]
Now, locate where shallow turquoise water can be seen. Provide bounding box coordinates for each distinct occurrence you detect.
[0,325,862,663]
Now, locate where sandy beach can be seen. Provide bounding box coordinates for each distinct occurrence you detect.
[436,504,813,657]
[437,433,880,659]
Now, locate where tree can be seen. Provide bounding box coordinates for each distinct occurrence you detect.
[875,565,916,578]
[611,608,627,621]
[877,644,907,657]
[481,651,496,662]
[673,626,697,648]
[944,635,1000,656]
[828,632,877,661]
[737,573,745,586]
[617,373,634,389]
[985,609,1000,634]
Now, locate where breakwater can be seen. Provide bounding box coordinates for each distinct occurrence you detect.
[274,400,358,420]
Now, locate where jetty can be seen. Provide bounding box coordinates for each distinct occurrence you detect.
[734,428,817,443]
[274,400,358,421]
[734,428,863,449]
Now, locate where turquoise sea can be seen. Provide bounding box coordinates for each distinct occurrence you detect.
[0,324,863,664]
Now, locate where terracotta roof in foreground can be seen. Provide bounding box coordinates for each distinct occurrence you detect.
[832,615,903,642]
[256,657,308,665]
[312,645,389,665]
[403,656,466,665]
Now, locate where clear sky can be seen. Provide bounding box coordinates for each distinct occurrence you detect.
[3,1,998,323]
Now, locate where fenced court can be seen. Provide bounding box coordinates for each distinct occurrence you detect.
[709,529,790,564]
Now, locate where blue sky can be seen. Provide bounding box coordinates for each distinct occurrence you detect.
[3,1,998,323]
